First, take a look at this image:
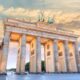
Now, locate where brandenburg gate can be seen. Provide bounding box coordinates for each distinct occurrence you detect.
[0,18,79,74]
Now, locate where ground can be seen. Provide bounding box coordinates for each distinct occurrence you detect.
[0,72,80,80]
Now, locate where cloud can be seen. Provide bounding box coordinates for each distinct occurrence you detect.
[3,7,26,16]
[0,5,4,12]
[0,0,80,12]
[54,12,80,23]
[0,4,79,24]
[2,7,80,23]
[3,7,40,17]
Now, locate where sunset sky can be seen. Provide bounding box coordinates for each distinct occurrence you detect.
[0,0,80,69]
[0,0,79,23]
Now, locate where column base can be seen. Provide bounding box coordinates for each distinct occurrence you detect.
[29,72,43,74]
[0,73,7,75]
[46,72,79,74]
[15,72,27,75]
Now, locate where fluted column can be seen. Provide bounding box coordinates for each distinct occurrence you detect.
[64,40,69,72]
[0,46,3,73]
[1,31,10,74]
[20,34,26,74]
[44,40,55,72]
[73,42,78,72]
[16,48,21,74]
[36,36,41,73]
[16,34,26,74]
[30,36,41,73]
[53,39,58,72]
[30,38,36,73]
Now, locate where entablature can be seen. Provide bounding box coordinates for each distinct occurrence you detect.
[4,18,79,42]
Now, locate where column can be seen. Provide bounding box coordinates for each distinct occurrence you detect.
[44,40,54,72]
[68,42,77,72]
[0,46,3,73]
[16,48,21,74]
[16,34,26,74]
[30,36,41,73]
[53,39,58,72]
[36,36,41,73]
[64,40,69,72]
[30,38,36,73]
[58,41,68,72]
[1,31,10,74]
[73,42,78,72]
[74,42,79,72]
[20,34,26,74]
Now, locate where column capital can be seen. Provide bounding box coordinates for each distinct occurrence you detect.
[54,39,58,43]
[21,34,26,46]
[64,40,69,45]
[36,36,41,43]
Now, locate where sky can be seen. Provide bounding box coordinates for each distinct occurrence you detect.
[0,0,80,11]
[0,0,79,23]
[0,0,80,69]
